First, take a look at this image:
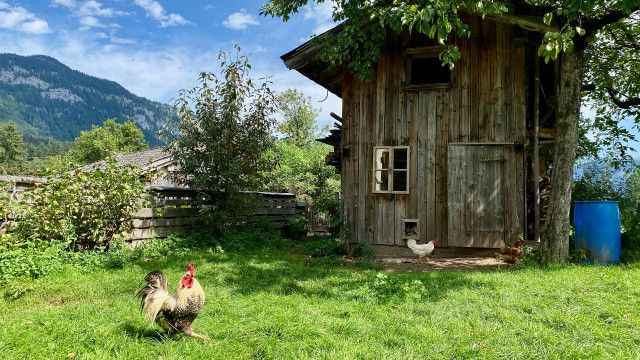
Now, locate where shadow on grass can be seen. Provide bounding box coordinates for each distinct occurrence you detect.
[199,250,499,302]
[122,236,501,303]
[121,322,176,342]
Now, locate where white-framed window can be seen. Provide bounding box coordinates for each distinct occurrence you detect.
[373,146,410,194]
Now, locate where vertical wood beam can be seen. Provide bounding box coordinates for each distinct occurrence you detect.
[533,57,541,243]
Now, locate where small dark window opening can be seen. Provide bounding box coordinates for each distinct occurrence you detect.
[409,56,451,86]
[403,219,419,240]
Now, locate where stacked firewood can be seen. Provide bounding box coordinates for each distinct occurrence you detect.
[539,175,551,229]
[526,175,552,238]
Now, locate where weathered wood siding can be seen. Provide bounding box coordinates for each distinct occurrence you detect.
[447,144,524,248]
[127,188,304,245]
[341,17,526,248]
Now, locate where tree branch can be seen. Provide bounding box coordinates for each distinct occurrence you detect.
[509,0,554,17]
[607,87,640,109]
[583,8,640,31]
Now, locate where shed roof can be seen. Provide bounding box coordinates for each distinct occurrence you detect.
[281,13,556,97]
[280,24,344,98]
[83,148,173,174]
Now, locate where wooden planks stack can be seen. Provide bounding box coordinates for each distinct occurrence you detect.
[127,187,302,245]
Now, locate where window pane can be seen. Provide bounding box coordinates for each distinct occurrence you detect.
[375,170,389,192]
[410,57,451,85]
[394,148,408,169]
[375,148,390,170]
[393,170,407,192]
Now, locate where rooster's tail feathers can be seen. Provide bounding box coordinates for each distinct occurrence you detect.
[136,270,174,324]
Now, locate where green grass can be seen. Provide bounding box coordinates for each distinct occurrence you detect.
[2,240,640,359]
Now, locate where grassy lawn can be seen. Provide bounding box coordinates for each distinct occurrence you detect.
[2,239,640,359]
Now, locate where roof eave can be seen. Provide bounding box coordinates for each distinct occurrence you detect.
[280,13,557,96]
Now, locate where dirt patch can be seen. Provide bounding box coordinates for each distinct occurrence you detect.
[382,256,507,272]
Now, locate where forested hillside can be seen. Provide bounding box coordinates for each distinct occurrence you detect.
[0,53,175,145]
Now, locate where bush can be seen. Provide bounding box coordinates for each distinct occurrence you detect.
[351,242,384,270]
[302,236,347,257]
[0,181,13,233]
[515,246,540,268]
[0,235,66,283]
[11,158,145,250]
[284,216,308,241]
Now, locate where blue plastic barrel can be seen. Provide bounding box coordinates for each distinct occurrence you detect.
[573,201,621,264]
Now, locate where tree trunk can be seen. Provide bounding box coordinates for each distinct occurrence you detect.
[540,47,586,264]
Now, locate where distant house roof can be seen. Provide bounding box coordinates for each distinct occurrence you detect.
[0,175,48,184]
[83,147,174,174]
[111,148,172,172]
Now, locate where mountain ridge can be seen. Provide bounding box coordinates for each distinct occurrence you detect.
[0,53,176,145]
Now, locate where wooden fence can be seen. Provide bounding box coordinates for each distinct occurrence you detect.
[0,180,305,243]
[128,187,305,245]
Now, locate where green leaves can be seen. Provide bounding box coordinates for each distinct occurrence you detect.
[0,121,27,173]
[65,119,149,165]
[537,29,576,63]
[276,89,320,147]
[11,158,145,251]
[166,46,276,232]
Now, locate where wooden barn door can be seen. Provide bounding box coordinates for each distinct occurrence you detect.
[447,144,523,248]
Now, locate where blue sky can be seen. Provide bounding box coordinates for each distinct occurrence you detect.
[0,0,342,126]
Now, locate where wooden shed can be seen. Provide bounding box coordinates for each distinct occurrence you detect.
[282,14,558,252]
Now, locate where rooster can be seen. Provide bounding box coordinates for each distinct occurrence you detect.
[136,263,207,340]
[406,239,437,262]
[500,239,524,264]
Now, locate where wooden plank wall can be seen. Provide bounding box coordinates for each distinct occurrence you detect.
[128,188,303,245]
[447,144,523,248]
[341,16,527,248]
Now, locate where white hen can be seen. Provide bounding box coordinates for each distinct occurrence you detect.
[406,239,437,262]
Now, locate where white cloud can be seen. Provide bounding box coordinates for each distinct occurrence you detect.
[109,34,136,45]
[51,0,76,7]
[21,19,52,34]
[79,15,104,28]
[78,0,128,17]
[0,2,51,34]
[223,10,259,30]
[134,0,190,27]
[304,2,336,35]
[52,0,128,30]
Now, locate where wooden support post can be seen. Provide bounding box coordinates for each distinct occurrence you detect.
[533,57,541,243]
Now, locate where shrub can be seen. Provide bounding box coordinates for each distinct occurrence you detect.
[11,157,145,250]
[284,216,308,241]
[515,246,540,268]
[0,242,66,283]
[302,236,347,257]
[0,181,12,233]
[351,242,384,270]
